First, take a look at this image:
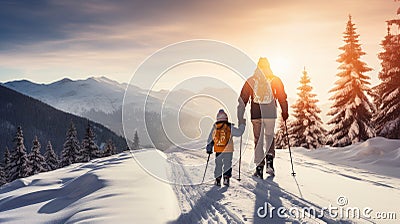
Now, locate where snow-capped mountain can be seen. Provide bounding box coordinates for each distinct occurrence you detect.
[4,77,206,148]
[5,76,139,115]
[4,77,241,148]
[0,85,127,160]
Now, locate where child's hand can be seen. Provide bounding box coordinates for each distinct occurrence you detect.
[206,144,213,154]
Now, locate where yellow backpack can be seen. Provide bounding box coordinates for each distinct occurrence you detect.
[212,122,232,152]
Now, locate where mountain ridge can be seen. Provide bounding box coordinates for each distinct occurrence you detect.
[0,85,127,161]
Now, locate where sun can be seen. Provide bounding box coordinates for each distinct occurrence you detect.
[268,57,290,76]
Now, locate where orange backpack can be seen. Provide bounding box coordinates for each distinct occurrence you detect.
[212,122,233,152]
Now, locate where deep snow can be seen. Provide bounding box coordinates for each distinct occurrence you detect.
[0,151,180,223]
[1,137,399,223]
[297,137,400,178]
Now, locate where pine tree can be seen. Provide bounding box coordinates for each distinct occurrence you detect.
[373,19,400,139]
[275,116,288,149]
[103,139,117,157]
[0,165,6,186]
[79,123,99,162]
[8,126,31,181]
[290,68,326,149]
[28,136,48,175]
[132,131,140,150]
[44,141,59,171]
[4,146,11,182]
[327,15,375,147]
[61,121,81,167]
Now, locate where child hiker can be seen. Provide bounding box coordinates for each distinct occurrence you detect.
[206,109,245,186]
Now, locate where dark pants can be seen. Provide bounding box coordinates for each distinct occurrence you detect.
[214,152,233,178]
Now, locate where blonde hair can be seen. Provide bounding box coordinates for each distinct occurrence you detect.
[257,57,273,78]
[253,57,275,104]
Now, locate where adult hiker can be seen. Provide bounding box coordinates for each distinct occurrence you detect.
[206,109,245,186]
[237,57,289,178]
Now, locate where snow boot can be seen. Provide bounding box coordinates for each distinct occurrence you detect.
[253,166,264,179]
[215,177,221,186]
[266,155,275,176]
[223,176,230,186]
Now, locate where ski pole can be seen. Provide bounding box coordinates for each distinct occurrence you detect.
[237,135,242,181]
[284,120,296,176]
[201,154,211,183]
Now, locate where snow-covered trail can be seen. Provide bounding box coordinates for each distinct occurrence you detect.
[167,140,400,224]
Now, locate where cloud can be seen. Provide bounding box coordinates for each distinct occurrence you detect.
[0,0,293,50]
[1,0,395,49]
[0,0,397,97]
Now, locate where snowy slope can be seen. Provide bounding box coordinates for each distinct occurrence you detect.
[0,151,180,223]
[296,137,400,179]
[1,138,399,223]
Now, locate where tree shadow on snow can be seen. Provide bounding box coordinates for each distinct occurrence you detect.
[170,186,228,223]
[0,173,106,214]
[253,176,351,224]
[252,176,294,224]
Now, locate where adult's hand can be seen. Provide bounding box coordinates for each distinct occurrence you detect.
[282,111,289,121]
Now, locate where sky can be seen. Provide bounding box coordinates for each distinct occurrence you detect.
[0,0,398,103]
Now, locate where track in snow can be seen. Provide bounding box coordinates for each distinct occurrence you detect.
[167,148,347,224]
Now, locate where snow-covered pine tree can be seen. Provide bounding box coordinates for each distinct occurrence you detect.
[290,68,326,149]
[373,18,400,139]
[61,121,81,167]
[0,165,6,186]
[275,116,288,149]
[28,136,48,175]
[8,126,31,181]
[132,131,140,150]
[79,123,99,162]
[103,139,116,157]
[327,15,375,147]
[4,146,11,182]
[44,140,59,171]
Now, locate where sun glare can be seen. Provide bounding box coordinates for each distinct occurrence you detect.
[268,57,290,76]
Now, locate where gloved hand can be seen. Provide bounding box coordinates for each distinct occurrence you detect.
[238,118,246,125]
[280,100,289,121]
[282,111,289,121]
[206,143,213,154]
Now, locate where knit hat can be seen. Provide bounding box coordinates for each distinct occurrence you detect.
[216,109,228,122]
